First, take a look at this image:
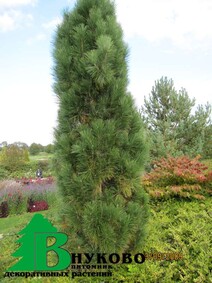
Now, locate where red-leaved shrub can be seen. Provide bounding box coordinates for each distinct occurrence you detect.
[27,198,49,212]
[143,155,212,199]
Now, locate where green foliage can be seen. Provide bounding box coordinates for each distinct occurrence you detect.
[0,141,8,148]
[0,157,53,179]
[44,144,54,154]
[0,145,29,172]
[29,143,44,155]
[0,178,57,217]
[53,0,149,253]
[143,155,212,199]
[203,158,212,170]
[29,143,54,155]
[0,199,211,282]
[110,199,211,283]
[202,124,212,159]
[7,193,28,216]
[36,159,49,172]
[141,77,212,159]
[0,167,9,180]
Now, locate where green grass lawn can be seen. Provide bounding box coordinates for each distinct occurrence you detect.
[29,152,53,161]
[0,197,211,282]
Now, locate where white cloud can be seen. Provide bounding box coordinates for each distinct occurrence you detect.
[0,81,57,146]
[26,33,46,45]
[67,0,75,5]
[0,10,22,31]
[0,0,35,32]
[0,11,15,31]
[0,0,36,8]
[42,17,62,30]
[115,0,212,50]
[0,10,33,32]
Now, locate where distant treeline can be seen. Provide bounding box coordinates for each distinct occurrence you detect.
[0,141,54,155]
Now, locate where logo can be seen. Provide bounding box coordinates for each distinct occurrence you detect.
[5,214,149,280]
[8,214,71,271]
[4,214,184,280]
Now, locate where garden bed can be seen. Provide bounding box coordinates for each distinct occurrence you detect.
[0,177,56,218]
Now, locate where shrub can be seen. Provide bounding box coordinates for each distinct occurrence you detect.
[0,201,9,218]
[27,198,49,212]
[7,159,53,179]
[143,155,212,199]
[0,177,56,216]
[0,180,26,215]
[37,159,49,172]
[0,167,9,180]
[0,145,29,172]
[0,180,23,194]
[110,199,211,283]
[29,143,44,155]
[203,158,212,171]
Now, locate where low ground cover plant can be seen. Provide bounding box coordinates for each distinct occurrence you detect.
[143,155,212,199]
[110,198,211,283]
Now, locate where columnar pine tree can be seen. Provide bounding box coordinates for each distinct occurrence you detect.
[53,0,149,253]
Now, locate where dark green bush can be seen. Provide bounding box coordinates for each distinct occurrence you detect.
[37,159,49,171]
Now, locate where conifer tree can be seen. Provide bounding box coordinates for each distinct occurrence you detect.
[202,123,212,159]
[53,0,149,253]
[141,77,211,159]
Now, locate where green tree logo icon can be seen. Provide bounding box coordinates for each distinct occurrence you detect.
[8,214,71,271]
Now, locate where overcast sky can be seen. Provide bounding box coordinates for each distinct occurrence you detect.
[0,0,211,146]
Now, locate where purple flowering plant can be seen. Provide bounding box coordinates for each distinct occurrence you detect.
[0,177,56,216]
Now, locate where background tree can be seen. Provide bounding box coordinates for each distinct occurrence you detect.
[0,141,8,151]
[44,144,54,154]
[141,77,211,160]
[0,144,29,172]
[13,141,28,149]
[29,143,44,155]
[202,123,212,159]
[53,0,149,253]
